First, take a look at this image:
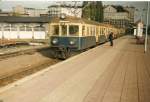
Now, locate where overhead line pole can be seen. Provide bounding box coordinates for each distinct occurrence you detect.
[145,1,149,53]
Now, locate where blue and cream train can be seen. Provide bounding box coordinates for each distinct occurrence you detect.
[48,16,125,58]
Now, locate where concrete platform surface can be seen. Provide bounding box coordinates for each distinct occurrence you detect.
[0,36,150,102]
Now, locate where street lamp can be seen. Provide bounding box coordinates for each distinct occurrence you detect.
[144,1,149,53]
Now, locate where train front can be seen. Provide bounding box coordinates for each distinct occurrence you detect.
[49,17,83,51]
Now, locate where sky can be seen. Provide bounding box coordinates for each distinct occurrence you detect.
[0,0,149,24]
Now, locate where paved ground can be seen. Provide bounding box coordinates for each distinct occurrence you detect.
[0,35,149,102]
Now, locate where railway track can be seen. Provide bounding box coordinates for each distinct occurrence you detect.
[0,57,60,88]
[0,45,63,87]
[0,47,80,88]
[0,46,50,60]
[0,43,96,88]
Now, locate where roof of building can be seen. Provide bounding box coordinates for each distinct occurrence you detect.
[104,5,129,13]
[0,16,51,23]
[48,5,82,8]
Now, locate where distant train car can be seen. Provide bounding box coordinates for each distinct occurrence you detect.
[48,16,124,59]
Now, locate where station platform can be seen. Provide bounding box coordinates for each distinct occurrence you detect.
[0,35,150,102]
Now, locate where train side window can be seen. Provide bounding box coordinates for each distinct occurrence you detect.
[92,27,94,36]
[101,28,103,35]
[62,25,67,36]
[96,27,99,36]
[87,27,89,36]
[69,25,79,36]
[100,28,102,35]
[52,25,59,35]
[82,26,85,36]
[90,27,92,36]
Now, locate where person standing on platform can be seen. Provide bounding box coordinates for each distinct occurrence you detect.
[108,32,114,46]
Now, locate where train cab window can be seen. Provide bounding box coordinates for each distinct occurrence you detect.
[52,25,59,35]
[69,25,79,36]
[62,25,67,36]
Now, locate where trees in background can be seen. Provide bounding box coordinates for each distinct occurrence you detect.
[82,1,104,22]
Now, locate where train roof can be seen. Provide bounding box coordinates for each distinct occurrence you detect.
[50,16,117,28]
[50,16,100,25]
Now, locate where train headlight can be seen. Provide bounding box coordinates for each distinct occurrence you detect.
[69,40,75,45]
[52,38,58,44]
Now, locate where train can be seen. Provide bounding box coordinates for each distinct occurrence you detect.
[48,16,125,59]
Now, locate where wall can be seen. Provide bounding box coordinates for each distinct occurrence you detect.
[0,23,47,40]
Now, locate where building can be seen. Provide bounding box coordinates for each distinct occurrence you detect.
[0,16,51,41]
[13,5,48,17]
[103,5,130,28]
[48,5,82,18]
[0,12,12,16]
[13,5,25,15]
[124,6,135,24]
[24,8,48,17]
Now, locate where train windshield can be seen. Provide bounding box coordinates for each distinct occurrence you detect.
[62,25,67,36]
[52,25,59,35]
[51,25,79,36]
[69,25,79,36]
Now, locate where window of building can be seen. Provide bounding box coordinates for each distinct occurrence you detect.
[40,27,45,31]
[26,26,32,31]
[34,27,39,31]
[69,25,79,36]
[4,26,11,31]
[20,26,25,31]
[11,26,17,31]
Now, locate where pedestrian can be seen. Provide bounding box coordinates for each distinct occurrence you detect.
[108,32,113,46]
